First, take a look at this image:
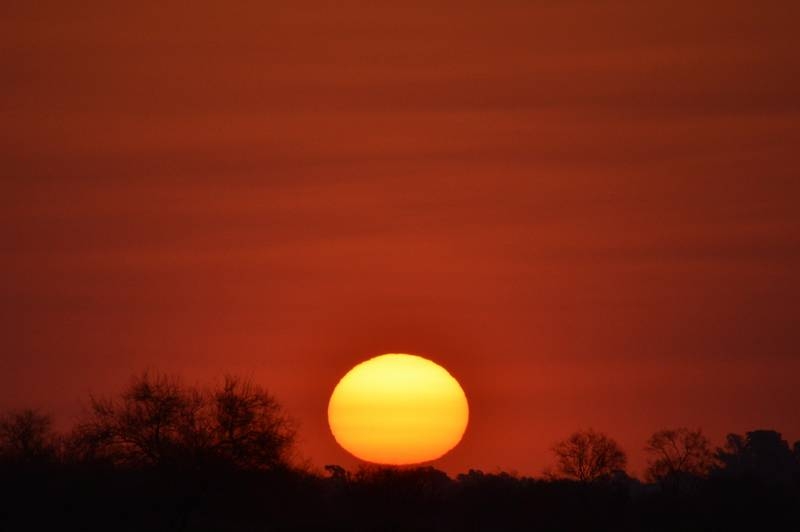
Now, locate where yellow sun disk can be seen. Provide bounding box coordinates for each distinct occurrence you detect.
[328,353,469,465]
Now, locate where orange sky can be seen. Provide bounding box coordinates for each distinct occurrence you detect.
[2,1,799,476]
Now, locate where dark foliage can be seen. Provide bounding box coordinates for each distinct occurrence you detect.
[714,430,799,485]
[1,376,799,531]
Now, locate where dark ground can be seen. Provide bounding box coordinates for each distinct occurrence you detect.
[2,462,799,531]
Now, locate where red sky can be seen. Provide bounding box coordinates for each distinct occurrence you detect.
[2,1,799,476]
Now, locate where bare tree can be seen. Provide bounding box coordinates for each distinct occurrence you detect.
[74,372,196,467]
[552,429,627,482]
[209,375,296,470]
[644,428,714,487]
[0,409,56,463]
[73,372,295,470]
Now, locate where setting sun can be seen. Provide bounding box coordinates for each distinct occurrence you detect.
[327,353,469,465]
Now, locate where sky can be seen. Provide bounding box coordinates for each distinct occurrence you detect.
[2,1,799,476]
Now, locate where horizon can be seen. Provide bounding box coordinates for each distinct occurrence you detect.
[4,366,797,479]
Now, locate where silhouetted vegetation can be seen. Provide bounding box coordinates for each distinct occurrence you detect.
[551,429,627,482]
[1,372,798,531]
[644,427,714,493]
[71,372,295,471]
[0,408,58,465]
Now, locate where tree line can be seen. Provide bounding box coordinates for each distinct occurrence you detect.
[1,372,295,472]
[1,371,798,531]
[550,426,800,489]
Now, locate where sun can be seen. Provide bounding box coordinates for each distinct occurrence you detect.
[327,353,469,465]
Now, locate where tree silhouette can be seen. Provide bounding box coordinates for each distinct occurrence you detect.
[209,375,296,470]
[0,409,56,464]
[551,429,627,482]
[644,427,714,492]
[73,372,295,470]
[73,372,196,467]
[716,430,797,484]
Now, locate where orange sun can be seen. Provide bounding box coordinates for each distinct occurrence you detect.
[327,353,469,465]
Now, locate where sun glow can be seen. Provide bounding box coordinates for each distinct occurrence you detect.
[327,353,469,465]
